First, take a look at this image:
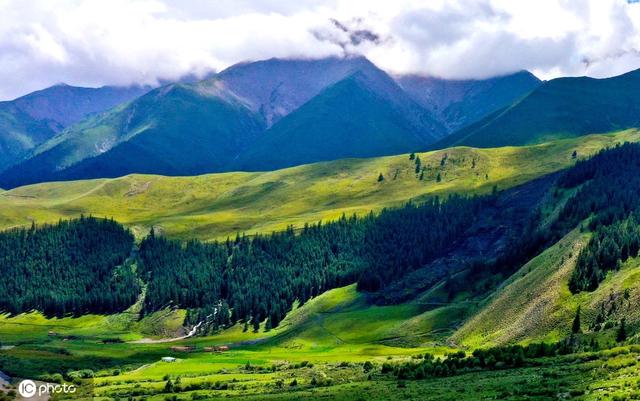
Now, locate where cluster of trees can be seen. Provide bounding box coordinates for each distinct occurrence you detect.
[139,216,367,329]
[570,215,640,292]
[139,196,490,329]
[556,143,640,292]
[386,341,580,381]
[0,216,137,316]
[357,196,485,292]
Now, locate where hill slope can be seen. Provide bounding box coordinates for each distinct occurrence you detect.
[233,70,445,171]
[0,130,636,241]
[216,56,384,127]
[0,84,150,171]
[0,82,265,188]
[435,68,640,149]
[395,71,541,133]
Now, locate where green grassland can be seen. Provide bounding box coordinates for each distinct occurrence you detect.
[1,130,638,241]
[4,131,640,400]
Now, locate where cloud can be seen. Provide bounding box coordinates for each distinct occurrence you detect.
[0,0,639,100]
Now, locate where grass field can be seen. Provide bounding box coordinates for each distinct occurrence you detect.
[4,131,640,400]
[1,130,638,241]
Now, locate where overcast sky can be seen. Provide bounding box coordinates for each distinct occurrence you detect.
[1,0,639,100]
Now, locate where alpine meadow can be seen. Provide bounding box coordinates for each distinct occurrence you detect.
[3,2,640,401]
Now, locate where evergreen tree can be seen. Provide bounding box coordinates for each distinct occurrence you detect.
[572,306,581,334]
[378,173,385,182]
[617,318,627,342]
[409,153,415,160]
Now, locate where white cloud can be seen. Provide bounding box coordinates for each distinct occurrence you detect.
[0,0,638,100]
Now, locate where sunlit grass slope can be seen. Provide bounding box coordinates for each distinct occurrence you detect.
[453,226,640,348]
[1,130,638,241]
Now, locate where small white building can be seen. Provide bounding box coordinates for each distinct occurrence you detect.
[161,357,176,363]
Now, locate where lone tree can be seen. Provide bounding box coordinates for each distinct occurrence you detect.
[572,306,581,334]
[572,150,578,159]
[617,318,627,342]
[378,173,385,182]
[415,156,422,173]
[409,152,416,160]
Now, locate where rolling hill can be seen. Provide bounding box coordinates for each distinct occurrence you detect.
[4,132,640,401]
[0,129,636,241]
[435,67,640,149]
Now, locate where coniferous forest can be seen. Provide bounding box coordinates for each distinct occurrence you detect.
[0,216,137,317]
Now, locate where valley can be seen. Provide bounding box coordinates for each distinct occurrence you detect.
[3,132,640,400]
[2,43,640,401]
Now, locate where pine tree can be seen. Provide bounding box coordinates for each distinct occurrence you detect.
[617,318,627,342]
[436,173,442,183]
[409,153,415,160]
[415,156,422,173]
[378,173,385,182]
[572,306,581,334]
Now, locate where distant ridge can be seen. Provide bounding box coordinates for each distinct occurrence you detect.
[434,67,640,149]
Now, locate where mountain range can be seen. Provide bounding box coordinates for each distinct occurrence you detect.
[3,56,640,190]
[0,56,543,188]
[435,68,640,149]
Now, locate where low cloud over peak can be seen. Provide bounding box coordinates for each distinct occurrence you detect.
[0,0,639,100]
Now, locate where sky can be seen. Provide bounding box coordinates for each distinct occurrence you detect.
[0,0,639,100]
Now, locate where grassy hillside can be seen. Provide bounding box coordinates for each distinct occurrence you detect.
[452,229,590,347]
[1,130,637,241]
[454,225,640,349]
[435,68,640,149]
[3,283,640,400]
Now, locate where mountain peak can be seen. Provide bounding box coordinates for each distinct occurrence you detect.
[214,55,382,127]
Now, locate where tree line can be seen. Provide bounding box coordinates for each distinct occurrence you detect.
[555,143,640,292]
[0,216,137,316]
[138,195,487,330]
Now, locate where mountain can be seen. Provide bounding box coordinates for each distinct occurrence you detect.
[435,68,640,149]
[0,84,151,171]
[215,56,386,127]
[0,103,56,172]
[0,81,265,188]
[0,57,448,188]
[233,64,446,171]
[395,71,541,133]
[8,83,151,131]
